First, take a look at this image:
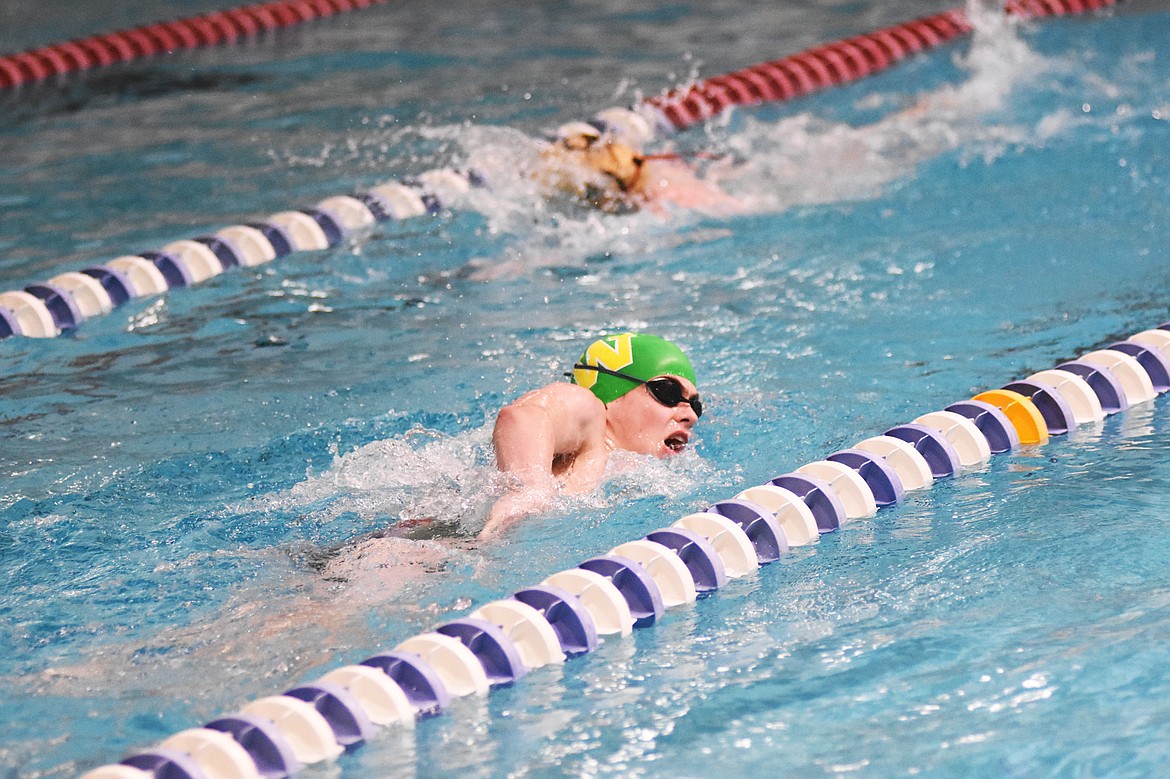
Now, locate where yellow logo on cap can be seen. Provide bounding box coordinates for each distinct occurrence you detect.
[575,333,634,389]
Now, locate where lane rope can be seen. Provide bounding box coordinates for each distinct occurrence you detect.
[0,0,390,91]
[0,169,481,341]
[639,0,1121,131]
[78,320,1170,779]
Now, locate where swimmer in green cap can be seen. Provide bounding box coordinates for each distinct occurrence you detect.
[484,333,702,537]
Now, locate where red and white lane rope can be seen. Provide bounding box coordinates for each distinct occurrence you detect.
[639,0,1121,132]
[0,0,389,90]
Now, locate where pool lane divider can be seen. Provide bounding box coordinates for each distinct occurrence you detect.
[638,0,1122,133]
[78,321,1170,779]
[1,1,1121,344]
[0,169,478,341]
[0,0,391,91]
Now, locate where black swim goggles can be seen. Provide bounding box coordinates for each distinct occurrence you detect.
[571,363,703,418]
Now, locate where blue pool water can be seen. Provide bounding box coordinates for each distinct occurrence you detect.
[2,1,1170,776]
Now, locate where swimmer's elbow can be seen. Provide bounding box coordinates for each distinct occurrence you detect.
[492,403,525,437]
[492,405,556,478]
[493,404,547,450]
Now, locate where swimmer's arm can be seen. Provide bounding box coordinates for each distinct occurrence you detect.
[635,157,747,216]
[483,383,607,537]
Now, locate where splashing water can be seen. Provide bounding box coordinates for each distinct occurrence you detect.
[393,7,1056,283]
[251,425,501,534]
[724,5,1050,208]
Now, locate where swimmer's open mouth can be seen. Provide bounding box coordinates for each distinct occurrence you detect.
[665,433,688,453]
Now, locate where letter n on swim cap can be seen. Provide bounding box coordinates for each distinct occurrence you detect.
[572,333,696,405]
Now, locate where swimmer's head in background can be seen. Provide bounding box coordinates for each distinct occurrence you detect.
[550,121,643,193]
[554,121,603,151]
[591,107,657,148]
[548,109,656,158]
[571,333,697,405]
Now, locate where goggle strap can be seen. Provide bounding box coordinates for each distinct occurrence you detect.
[572,363,644,385]
[572,364,702,418]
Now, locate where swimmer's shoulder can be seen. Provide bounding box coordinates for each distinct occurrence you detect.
[500,382,607,451]
[510,380,605,413]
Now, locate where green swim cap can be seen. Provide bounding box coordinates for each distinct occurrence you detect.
[571,333,696,405]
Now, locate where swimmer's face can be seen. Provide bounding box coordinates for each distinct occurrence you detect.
[606,374,700,458]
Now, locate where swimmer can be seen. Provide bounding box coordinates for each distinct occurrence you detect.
[483,332,702,537]
[535,120,745,216]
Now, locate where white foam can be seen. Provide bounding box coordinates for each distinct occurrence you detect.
[721,9,1052,210]
[239,425,500,537]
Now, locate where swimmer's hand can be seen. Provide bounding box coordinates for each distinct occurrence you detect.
[480,486,555,540]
